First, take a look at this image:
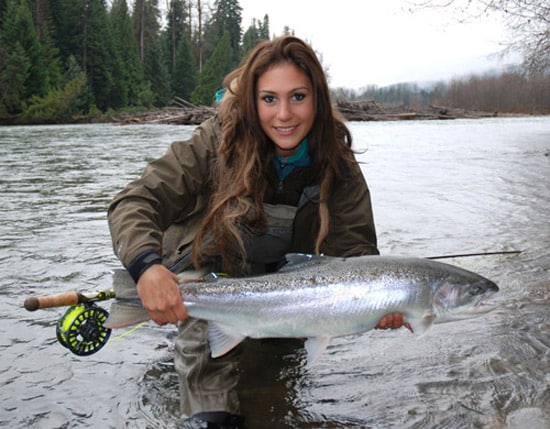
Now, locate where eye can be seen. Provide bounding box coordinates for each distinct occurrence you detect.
[261,95,275,103]
[469,286,483,296]
[292,92,306,102]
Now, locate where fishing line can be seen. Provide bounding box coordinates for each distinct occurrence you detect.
[108,322,147,343]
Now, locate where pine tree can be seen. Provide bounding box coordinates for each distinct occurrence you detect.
[214,0,242,68]
[0,42,31,114]
[110,0,151,107]
[132,0,161,63]
[242,14,269,57]
[1,0,49,101]
[144,37,172,106]
[29,0,62,88]
[48,0,123,111]
[191,31,232,105]
[203,0,242,70]
[0,0,7,17]
[83,0,119,110]
[132,0,168,105]
[165,0,188,74]
[48,0,86,67]
[172,34,197,100]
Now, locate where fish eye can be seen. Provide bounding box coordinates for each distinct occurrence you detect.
[469,286,483,296]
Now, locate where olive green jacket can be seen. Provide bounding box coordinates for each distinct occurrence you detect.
[108,115,378,280]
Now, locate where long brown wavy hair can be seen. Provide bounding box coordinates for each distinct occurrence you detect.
[192,35,356,274]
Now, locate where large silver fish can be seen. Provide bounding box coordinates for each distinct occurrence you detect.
[104,254,499,365]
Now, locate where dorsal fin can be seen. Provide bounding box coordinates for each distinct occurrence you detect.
[278,253,325,273]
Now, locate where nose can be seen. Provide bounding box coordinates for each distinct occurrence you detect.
[277,100,292,121]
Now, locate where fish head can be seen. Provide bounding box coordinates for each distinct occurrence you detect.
[432,270,499,322]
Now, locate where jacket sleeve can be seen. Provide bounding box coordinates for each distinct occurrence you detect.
[321,159,379,257]
[107,116,220,280]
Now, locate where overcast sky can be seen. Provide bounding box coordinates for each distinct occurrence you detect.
[239,0,510,88]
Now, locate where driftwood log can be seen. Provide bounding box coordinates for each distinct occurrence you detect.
[113,97,216,125]
[114,107,215,125]
[336,100,497,121]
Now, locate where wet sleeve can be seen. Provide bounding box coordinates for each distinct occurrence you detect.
[107,117,219,278]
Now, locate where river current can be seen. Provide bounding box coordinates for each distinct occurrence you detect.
[0,117,549,428]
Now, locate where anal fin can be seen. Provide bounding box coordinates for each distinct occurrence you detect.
[207,322,246,358]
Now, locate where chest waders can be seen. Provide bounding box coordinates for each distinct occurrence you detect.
[174,203,298,425]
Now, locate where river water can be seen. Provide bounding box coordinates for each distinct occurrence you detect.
[0,117,549,428]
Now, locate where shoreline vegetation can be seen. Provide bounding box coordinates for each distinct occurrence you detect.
[0,98,537,127]
[111,98,517,126]
[3,0,548,128]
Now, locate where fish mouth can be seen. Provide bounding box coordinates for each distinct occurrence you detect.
[488,281,499,293]
[473,299,498,313]
[465,291,500,315]
[465,279,500,313]
[436,289,499,322]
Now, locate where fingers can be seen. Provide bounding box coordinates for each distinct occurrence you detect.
[375,312,413,332]
[147,293,188,326]
[136,264,189,326]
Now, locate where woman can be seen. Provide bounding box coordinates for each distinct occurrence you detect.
[108,35,391,428]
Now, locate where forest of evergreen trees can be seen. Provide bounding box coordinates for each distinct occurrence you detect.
[0,0,270,123]
[1,0,548,124]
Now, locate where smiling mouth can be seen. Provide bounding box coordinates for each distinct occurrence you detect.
[275,126,296,134]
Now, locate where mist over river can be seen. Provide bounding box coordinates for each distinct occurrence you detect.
[1,117,549,428]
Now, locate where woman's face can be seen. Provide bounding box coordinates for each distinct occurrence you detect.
[256,62,315,156]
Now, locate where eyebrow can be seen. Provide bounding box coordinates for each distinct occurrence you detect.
[257,86,311,94]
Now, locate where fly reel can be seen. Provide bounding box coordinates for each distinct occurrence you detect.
[56,303,111,356]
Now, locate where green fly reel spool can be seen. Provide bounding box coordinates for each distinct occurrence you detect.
[56,303,111,356]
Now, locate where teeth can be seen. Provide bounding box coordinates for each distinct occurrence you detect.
[277,127,294,132]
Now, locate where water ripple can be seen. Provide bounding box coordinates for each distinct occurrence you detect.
[1,118,549,428]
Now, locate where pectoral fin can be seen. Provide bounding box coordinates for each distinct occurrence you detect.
[207,323,246,358]
[304,337,330,367]
[406,310,437,336]
[104,301,150,329]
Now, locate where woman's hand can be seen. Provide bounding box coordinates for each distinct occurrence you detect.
[136,264,188,325]
[375,313,413,332]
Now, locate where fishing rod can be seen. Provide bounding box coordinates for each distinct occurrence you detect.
[24,290,115,311]
[23,249,520,356]
[426,250,521,260]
